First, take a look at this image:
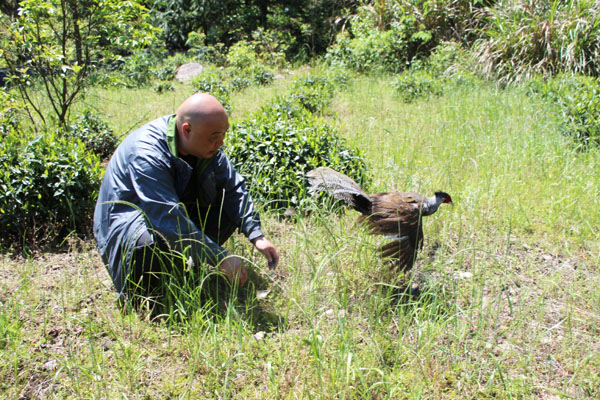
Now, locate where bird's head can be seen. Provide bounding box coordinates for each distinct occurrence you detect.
[435,191,453,205]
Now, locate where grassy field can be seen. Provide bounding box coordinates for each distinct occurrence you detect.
[1,70,599,399]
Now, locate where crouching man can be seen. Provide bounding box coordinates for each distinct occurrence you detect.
[93,93,279,307]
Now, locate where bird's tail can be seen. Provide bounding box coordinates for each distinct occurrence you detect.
[306,167,372,214]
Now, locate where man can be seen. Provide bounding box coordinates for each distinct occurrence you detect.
[93,93,279,302]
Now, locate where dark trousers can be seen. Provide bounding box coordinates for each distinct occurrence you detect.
[125,202,237,305]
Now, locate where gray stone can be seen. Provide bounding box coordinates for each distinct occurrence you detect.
[176,62,204,83]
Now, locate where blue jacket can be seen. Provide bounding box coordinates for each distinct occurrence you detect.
[93,115,263,296]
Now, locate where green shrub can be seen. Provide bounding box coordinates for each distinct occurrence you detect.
[226,41,258,69]
[229,64,274,91]
[190,66,232,111]
[0,131,103,248]
[64,111,119,159]
[227,68,366,211]
[326,30,409,74]
[392,69,444,103]
[93,48,177,89]
[152,80,175,93]
[227,110,369,211]
[0,90,20,138]
[528,74,600,148]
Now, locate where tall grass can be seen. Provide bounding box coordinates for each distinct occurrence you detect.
[1,72,599,398]
[472,0,600,83]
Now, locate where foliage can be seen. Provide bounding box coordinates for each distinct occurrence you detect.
[0,89,21,137]
[92,48,177,89]
[185,30,227,65]
[472,0,600,84]
[392,69,444,103]
[0,130,102,248]
[325,0,487,73]
[190,66,232,112]
[228,111,368,211]
[326,30,410,73]
[528,74,600,148]
[190,58,275,109]
[0,0,157,130]
[227,69,368,211]
[149,0,357,60]
[250,27,291,67]
[392,41,479,102]
[64,111,119,159]
[226,41,259,69]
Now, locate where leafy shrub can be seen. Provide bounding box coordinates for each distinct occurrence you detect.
[392,69,444,103]
[528,74,600,148]
[251,28,290,68]
[326,30,409,74]
[152,81,175,93]
[226,41,258,69]
[93,48,177,89]
[227,110,368,211]
[325,0,481,74]
[64,111,118,159]
[190,66,232,111]
[0,90,20,138]
[0,131,103,247]
[185,31,227,65]
[284,70,345,114]
[229,64,274,91]
[226,68,367,211]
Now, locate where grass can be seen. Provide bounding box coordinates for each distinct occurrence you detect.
[1,70,599,399]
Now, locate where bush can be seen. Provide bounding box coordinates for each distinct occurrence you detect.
[0,131,103,248]
[229,64,274,91]
[0,90,20,138]
[392,69,444,103]
[190,66,232,111]
[528,74,600,148]
[226,41,258,69]
[93,48,178,89]
[227,110,369,211]
[326,30,409,74]
[226,68,367,211]
[64,111,119,159]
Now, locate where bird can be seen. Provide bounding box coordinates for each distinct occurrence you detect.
[306,167,452,272]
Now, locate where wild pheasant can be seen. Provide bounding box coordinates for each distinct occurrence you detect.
[306,167,452,271]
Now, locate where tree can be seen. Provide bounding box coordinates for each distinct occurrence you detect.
[0,0,157,130]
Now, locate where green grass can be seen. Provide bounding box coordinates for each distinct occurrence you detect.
[1,71,599,399]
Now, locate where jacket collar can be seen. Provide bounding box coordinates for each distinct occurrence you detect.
[166,114,178,157]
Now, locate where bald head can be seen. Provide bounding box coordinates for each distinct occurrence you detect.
[176,93,227,128]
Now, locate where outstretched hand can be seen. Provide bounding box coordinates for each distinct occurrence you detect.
[219,256,248,286]
[253,236,280,270]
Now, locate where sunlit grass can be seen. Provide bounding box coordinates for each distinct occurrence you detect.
[1,71,599,399]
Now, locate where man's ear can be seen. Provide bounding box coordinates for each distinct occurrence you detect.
[181,121,191,137]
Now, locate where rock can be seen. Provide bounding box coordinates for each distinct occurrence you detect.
[176,63,204,83]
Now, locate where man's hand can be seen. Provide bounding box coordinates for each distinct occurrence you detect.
[253,236,280,270]
[219,256,248,286]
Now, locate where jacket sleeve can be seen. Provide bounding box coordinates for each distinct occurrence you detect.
[214,152,263,241]
[129,150,228,266]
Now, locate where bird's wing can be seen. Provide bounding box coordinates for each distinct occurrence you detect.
[368,192,426,271]
[379,234,418,272]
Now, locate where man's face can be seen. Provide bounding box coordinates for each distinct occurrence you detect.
[183,113,229,159]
